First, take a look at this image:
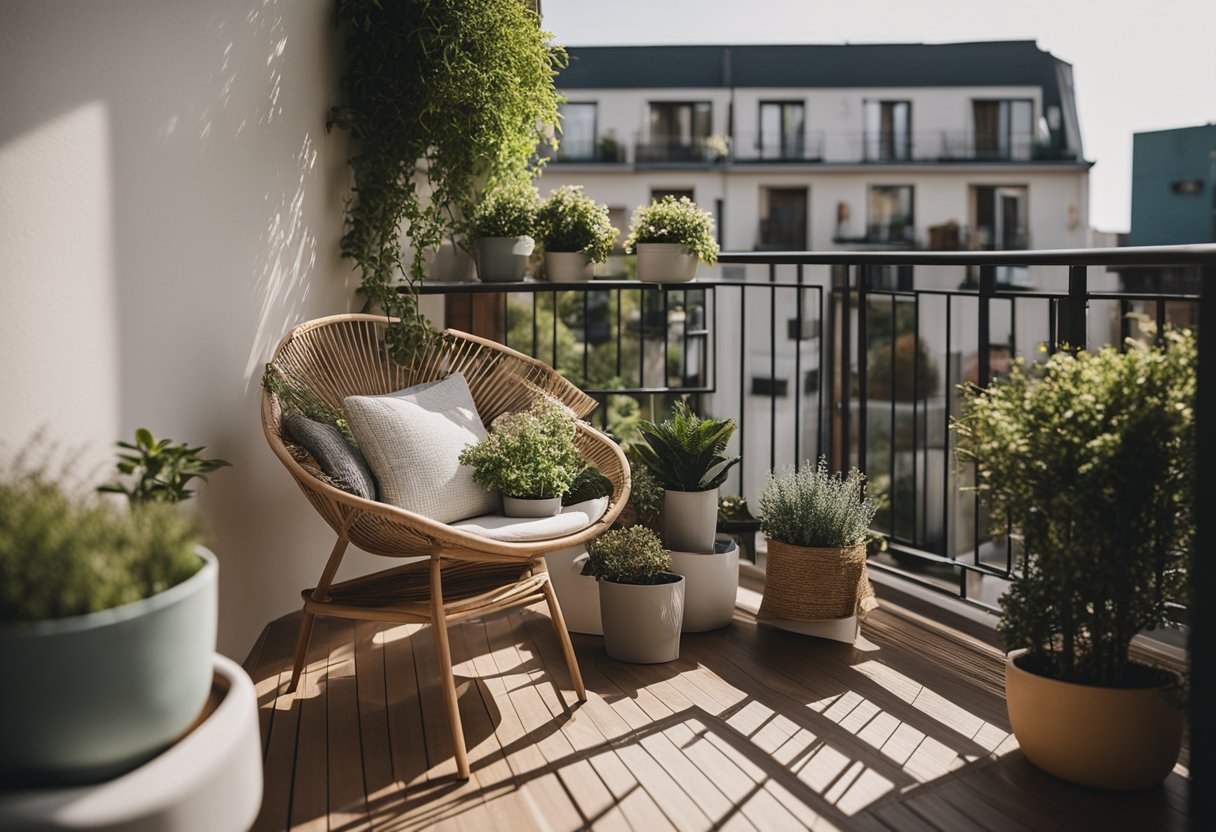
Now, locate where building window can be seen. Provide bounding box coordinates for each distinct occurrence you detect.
[758,187,808,251]
[972,185,1030,286]
[972,100,1033,160]
[650,188,695,203]
[868,185,914,244]
[557,103,597,161]
[863,100,911,161]
[759,101,805,160]
[641,102,712,162]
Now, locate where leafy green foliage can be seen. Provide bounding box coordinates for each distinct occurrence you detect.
[536,186,618,262]
[717,494,755,523]
[472,181,541,239]
[623,196,720,264]
[867,333,939,401]
[633,401,739,492]
[954,330,1195,688]
[330,0,565,361]
[625,458,664,528]
[563,465,614,506]
[1,460,202,623]
[262,363,355,443]
[98,429,230,505]
[581,526,670,584]
[459,398,583,499]
[759,459,876,548]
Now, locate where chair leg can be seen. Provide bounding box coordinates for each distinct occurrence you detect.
[287,611,315,693]
[431,558,470,781]
[542,578,587,703]
[288,534,349,694]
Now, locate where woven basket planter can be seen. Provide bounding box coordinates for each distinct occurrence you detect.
[758,539,878,622]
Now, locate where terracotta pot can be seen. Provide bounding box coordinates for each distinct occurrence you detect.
[663,487,718,553]
[668,538,738,632]
[635,242,697,283]
[502,495,562,518]
[1005,648,1184,790]
[544,251,594,282]
[477,236,534,282]
[599,573,685,663]
[543,546,602,635]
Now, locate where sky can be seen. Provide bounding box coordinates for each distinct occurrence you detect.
[542,0,1216,234]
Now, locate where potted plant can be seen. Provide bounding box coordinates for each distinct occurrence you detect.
[633,401,739,552]
[536,185,618,282]
[954,329,1193,790]
[623,196,720,283]
[329,1,564,358]
[581,526,684,663]
[756,459,878,643]
[460,398,584,517]
[542,465,616,636]
[0,431,229,785]
[472,181,542,283]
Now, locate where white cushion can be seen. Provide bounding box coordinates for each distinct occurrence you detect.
[452,497,609,542]
[344,373,499,524]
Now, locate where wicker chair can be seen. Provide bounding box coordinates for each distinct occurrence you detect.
[261,314,629,780]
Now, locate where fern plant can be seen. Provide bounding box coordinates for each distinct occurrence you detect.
[633,401,739,492]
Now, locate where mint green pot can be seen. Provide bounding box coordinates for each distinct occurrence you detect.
[0,548,217,786]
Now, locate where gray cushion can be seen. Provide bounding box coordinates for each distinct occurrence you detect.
[344,372,499,524]
[282,411,378,500]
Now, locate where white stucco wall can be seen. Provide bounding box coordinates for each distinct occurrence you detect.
[0,0,380,659]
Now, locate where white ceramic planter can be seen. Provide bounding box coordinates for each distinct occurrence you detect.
[663,487,719,553]
[669,538,738,632]
[757,615,861,644]
[477,236,535,282]
[599,573,685,663]
[425,239,475,282]
[502,495,562,518]
[543,546,602,635]
[544,251,594,282]
[635,242,698,283]
[0,547,218,786]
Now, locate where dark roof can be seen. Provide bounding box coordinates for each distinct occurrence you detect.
[559,41,1067,91]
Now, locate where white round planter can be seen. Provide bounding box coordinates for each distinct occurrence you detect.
[543,546,602,635]
[599,573,685,663]
[635,242,698,283]
[669,538,738,632]
[0,547,218,786]
[502,495,562,518]
[477,236,535,282]
[544,251,594,282]
[663,487,719,553]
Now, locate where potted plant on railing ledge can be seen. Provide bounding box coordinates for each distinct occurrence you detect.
[756,459,878,644]
[581,526,684,663]
[472,181,542,283]
[537,185,618,282]
[460,398,584,517]
[954,327,1194,790]
[624,195,719,283]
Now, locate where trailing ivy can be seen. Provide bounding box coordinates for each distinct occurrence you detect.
[329,0,565,362]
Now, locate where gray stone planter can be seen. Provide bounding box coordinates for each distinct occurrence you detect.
[477,236,535,282]
[599,572,685,663]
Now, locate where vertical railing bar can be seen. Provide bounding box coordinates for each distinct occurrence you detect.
[857,265,869,475]
[1156,297,1166,345]
[638,288,646,391]
[552,290,558,370]
[662,288,670,388]
[615,289,623,378]
[794,264,804,471]
[912,290,920,544]
[889,294,897,539]
[976,267,994,568]
[582,289,590,386]
[818,285,827,466]
[1048,298,1058,355]
[942,294,952,558]
[841,269,852,472]
[738,284,747,496]
[681,289,689,387]
[502,292,509,350]
[1067,264,1088,353]
[711,285,719,401]
[1119,298,1131,351]
[770,263,777,476]
[531,293,538,357]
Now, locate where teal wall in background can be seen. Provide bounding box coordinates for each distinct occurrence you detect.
[1128,124,1216,246]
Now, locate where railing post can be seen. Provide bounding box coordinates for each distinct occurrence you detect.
[1065,265,1088,352]
[978,266,995,387]
[857,264,869,474]
[1194,262,1216,830]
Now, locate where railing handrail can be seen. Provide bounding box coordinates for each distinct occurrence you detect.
[717,243,1216,268]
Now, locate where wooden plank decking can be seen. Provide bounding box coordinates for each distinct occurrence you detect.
[244,583,1188,831]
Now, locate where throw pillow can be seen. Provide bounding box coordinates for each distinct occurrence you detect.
[344,372,498,523]
[282,411,378,501]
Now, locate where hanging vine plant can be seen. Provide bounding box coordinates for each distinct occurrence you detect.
[329,0,565,361]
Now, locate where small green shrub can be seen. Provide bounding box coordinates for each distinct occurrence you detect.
[98,429,230,505]
[717,494,755,523]
[633,401,739,492]
[759,459,876,548]
[563,465,614,506]
[867,333,939,401]
[582,526,670,584]
[625,458,664,528]
[0,462,203,623]
[536,186,618,262]
[459,398,583,499]
[623,196,720,264]
[472,181,541,239]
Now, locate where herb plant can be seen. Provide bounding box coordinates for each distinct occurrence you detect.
[563,465,614,506]
[759,459,876,548]
[329,0,565,361]
[633,402,739,492]
[581,526,670,584]
[459,398,583,499]
[472,181,541,239]
[98,429,231,505]
[954,330,1194,688]
[625,458,664,529]
[536,186,618,262]
[623,196,720,264]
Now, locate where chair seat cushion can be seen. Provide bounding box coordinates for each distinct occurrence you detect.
[452,497,609,542]
[344,373,499,524]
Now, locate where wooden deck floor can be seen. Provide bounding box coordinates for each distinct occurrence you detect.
[244,584,1189,831]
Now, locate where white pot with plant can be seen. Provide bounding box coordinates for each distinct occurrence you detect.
[537,185,618,282]
[757,459,878,644]
[582,527,684,663]
[624,195,720,283]
[460,398,584,518]
[472,181,540,283]
[0,431,233,786]
[954,328,1193,790]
